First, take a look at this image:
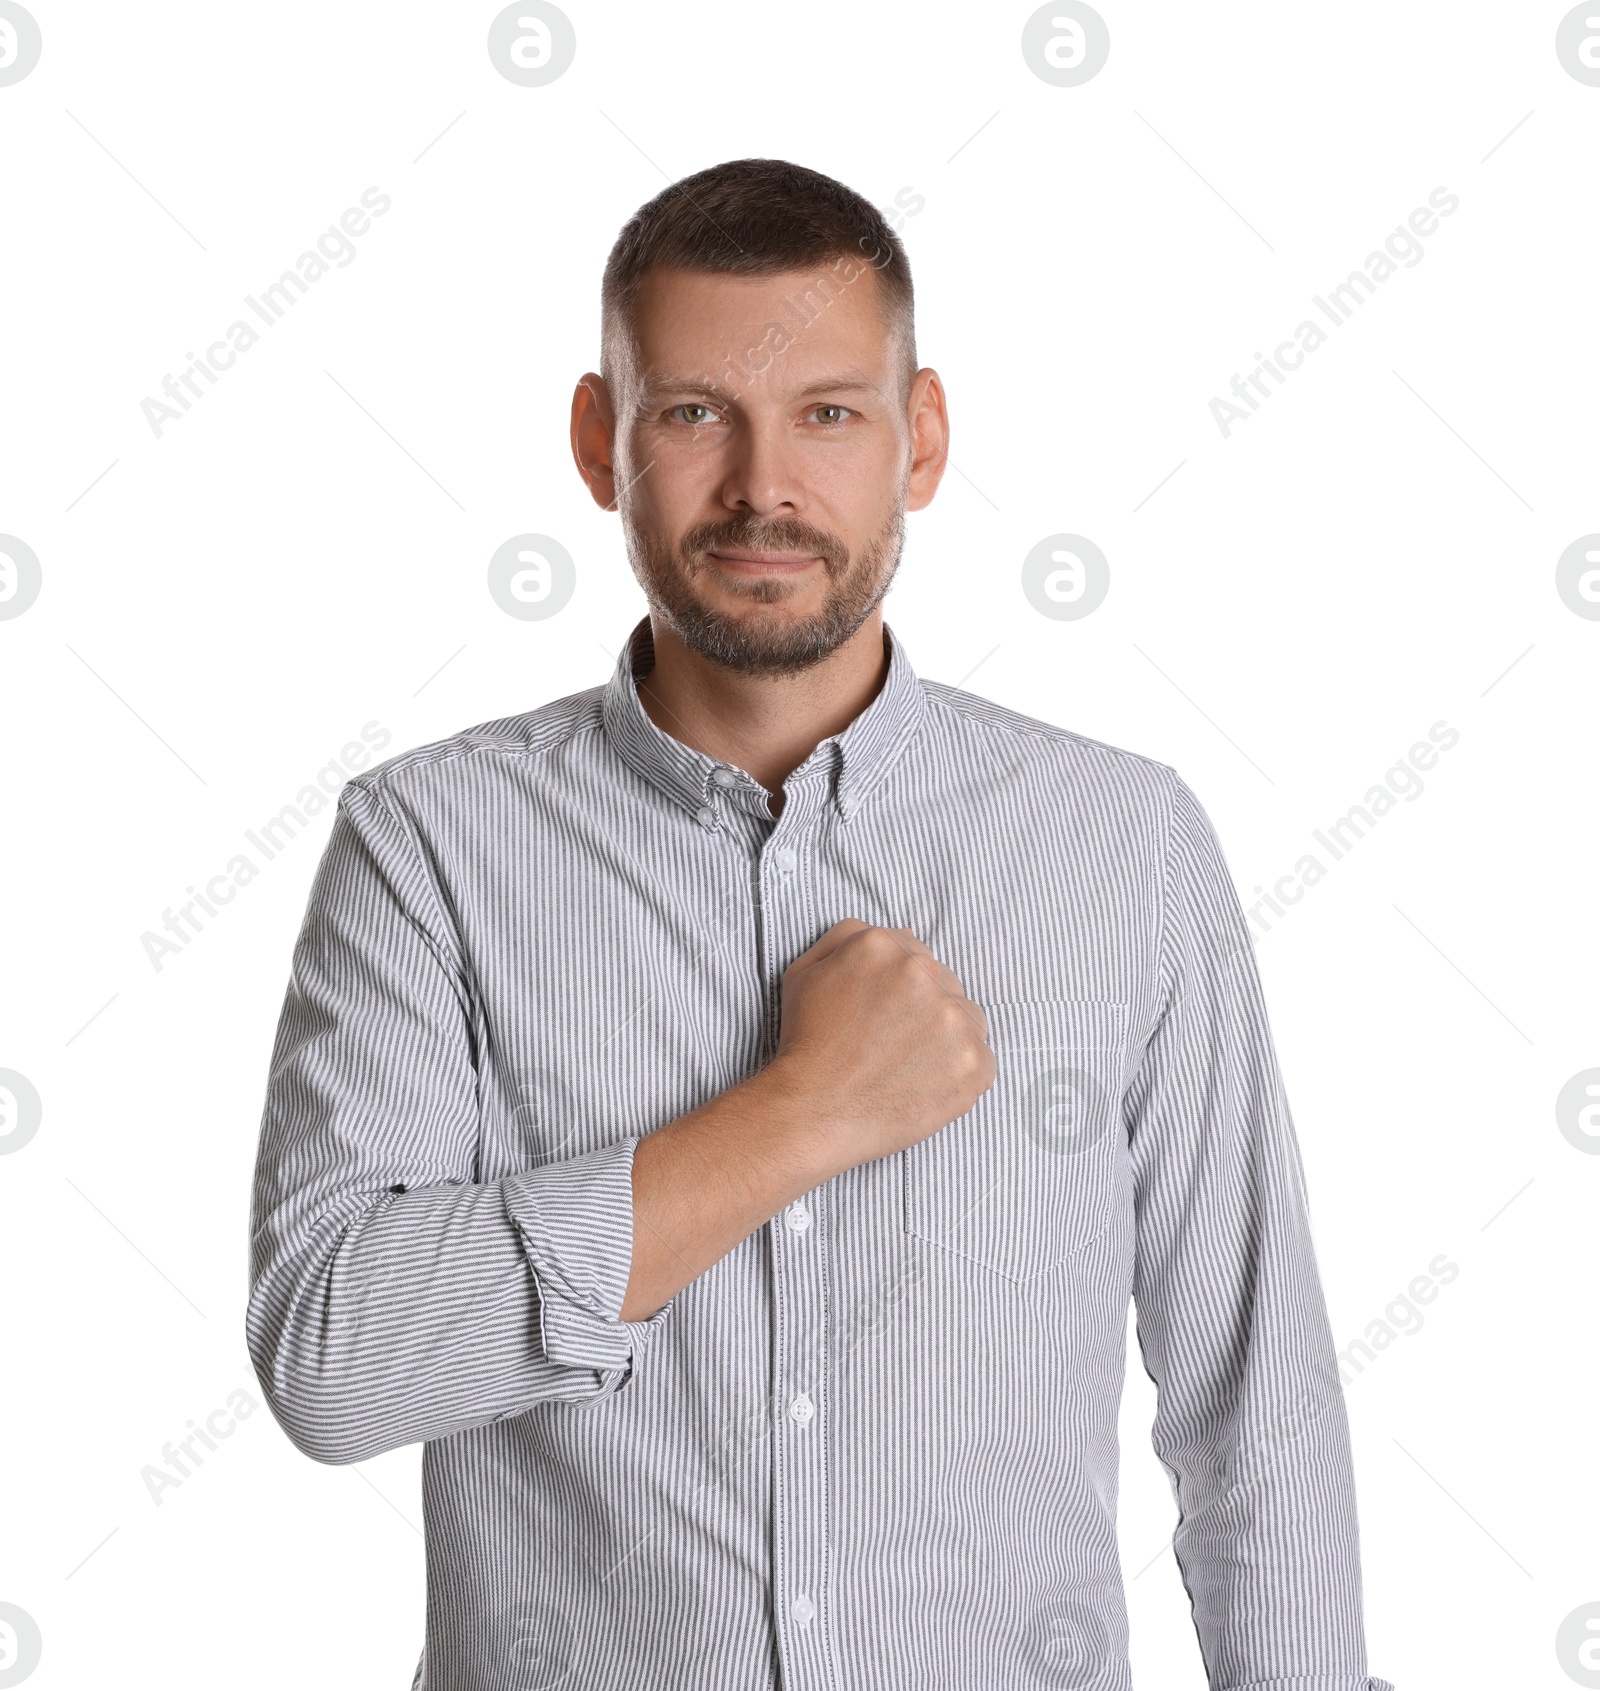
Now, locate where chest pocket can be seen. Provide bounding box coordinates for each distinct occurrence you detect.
[902,998,1129,1281]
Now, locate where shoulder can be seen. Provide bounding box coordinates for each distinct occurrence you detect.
[919,677,1182,814]
[341,684,605,810]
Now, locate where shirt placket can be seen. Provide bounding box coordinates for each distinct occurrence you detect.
[744,770,841,1691]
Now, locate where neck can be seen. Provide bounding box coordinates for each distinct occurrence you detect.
[633,611,890,812]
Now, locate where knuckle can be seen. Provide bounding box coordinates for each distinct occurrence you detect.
[934,998,970,1037]
[956,1038,990,1080]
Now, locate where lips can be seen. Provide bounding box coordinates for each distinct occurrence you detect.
[684,516,846,572]
[706,550,822,573]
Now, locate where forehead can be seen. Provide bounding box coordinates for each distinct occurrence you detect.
[628,261,897,388]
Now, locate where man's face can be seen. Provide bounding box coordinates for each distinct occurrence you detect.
[594,262,935,676]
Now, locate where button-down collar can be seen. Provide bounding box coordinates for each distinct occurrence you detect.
[600,612,927,827]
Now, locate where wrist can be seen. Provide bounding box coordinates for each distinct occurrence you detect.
[742,1054,847,1189]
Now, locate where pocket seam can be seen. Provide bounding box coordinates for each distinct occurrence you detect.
[904,997,1130,1281]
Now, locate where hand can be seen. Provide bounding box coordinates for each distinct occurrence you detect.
[768,919,995,1174]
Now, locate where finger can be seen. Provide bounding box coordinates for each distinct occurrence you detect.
[882,927,968,1000]
[889,937,987,1039]
[788,916,872,974]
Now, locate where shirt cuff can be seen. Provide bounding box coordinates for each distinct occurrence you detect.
[502,1137,671,1390]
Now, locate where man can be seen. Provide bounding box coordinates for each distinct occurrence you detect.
[247,158,1394,1690]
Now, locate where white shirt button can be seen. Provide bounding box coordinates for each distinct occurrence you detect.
[789,1393,814,1426]
[711,769,739,787]
[695,805,716,828]
[774,846,797,872]
[783,1202,811,1234]
[792,1594,815,1626]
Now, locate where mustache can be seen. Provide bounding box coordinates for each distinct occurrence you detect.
[680,514,850,570]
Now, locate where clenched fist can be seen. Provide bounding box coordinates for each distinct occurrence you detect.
[769,919,995,1174]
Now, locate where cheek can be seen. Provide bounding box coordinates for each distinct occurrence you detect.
[627,434,726,516]
[812,441,902,529]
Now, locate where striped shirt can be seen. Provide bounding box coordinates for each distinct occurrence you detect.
[246,613,1394,1691]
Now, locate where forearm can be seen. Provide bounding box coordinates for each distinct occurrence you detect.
[623,1058,837,1321]
[1141,1223,1377,1685]
[251,1058,836,1459]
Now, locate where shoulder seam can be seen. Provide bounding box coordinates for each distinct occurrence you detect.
[340,770,465,964]
[921,682,1175,775]
[345,696,605,798]
[1153,764,1183,1003]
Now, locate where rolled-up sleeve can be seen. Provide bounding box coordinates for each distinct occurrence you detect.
[245,774,669,1467]
[1125,769,1394,1691]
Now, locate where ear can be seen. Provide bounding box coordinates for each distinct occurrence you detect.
[904,368,949,513]
[571,373,619,510]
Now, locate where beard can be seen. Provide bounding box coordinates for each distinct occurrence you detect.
[618,493,906,678]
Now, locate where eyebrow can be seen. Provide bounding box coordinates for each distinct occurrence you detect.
[637,369,885,405]
[635,375,735,405]
[793,375,883,400]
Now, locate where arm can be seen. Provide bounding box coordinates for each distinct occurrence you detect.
[246,775,987,1463]
[245,774,680,1465]
[1125,770,1393,1691]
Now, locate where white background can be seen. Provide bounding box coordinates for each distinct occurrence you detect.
[2,2,1597,1686]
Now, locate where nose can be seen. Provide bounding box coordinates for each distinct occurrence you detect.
[719,414,803,518]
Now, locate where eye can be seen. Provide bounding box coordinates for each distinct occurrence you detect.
[807,404,854,426]
[666,403,721,426]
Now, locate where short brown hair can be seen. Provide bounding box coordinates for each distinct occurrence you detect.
[600,157,916,395]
